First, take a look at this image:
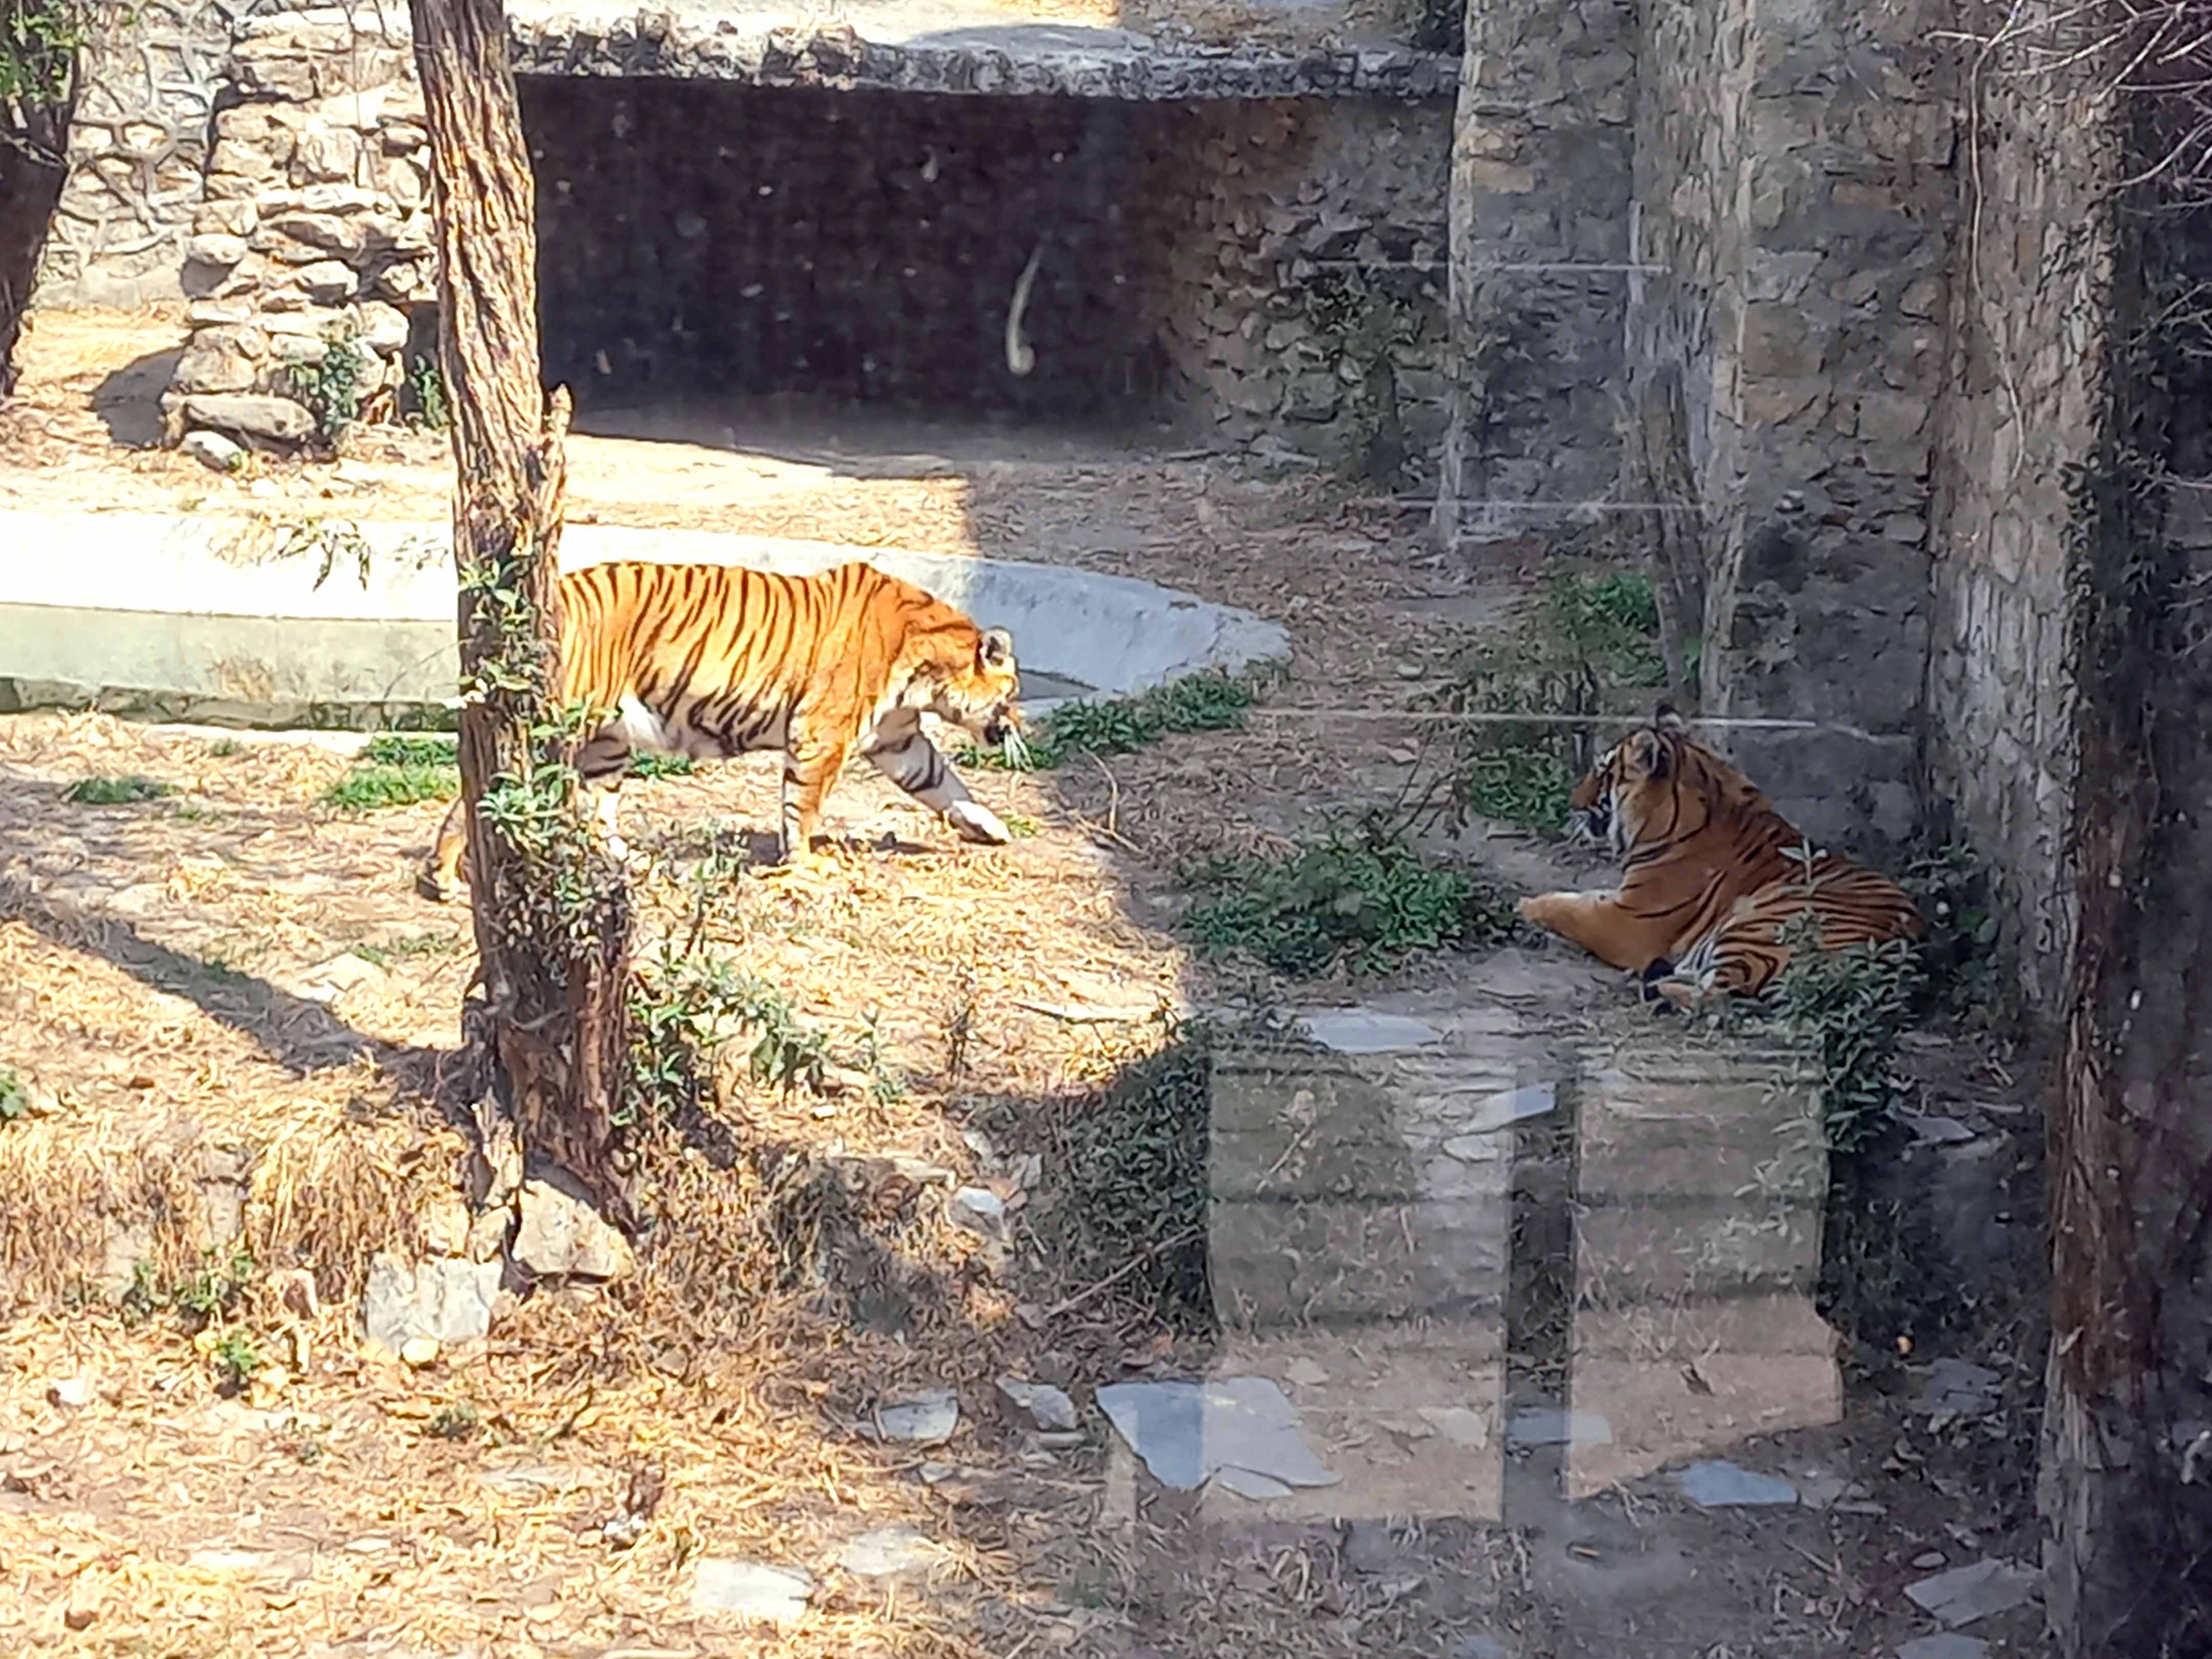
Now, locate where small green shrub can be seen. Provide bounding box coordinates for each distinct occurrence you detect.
[66,774,172,805]
[1184,830,1518,978]
[210,1330,263,1391]
[628,751,696,780]
[0,1068,28,1124]
[287,322,368,443]
[405,356,451,432]
[321,735,459,812]
[960,670,1257,772]
[173,1246,256,1320]
[1769,908,1926,1152]
[626,949,831,1124]
[1445,568,1668,833]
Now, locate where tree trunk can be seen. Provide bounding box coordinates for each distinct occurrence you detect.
[0,22,78,398]
[408,0,635,1225]
[1629,365,1704,711]
[2041,440,2212,1653]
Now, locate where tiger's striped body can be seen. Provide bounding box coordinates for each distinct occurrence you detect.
[1518,707,1921,1006]
[423,558,1024,903]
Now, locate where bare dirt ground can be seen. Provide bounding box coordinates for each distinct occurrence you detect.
[0,310,2051,1657]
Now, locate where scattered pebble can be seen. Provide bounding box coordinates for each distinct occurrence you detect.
[840,1524,934,1579]
[995,1376,1079,1433]
[46,1377,92,1409]
[1915,1357,2002,1418]
[181,429,244,473]
[399,1336,438,1368]
[1097,1377,1338,1493]
[1504,1407,1612,1449]
[1293,1008,1442,1053]
[949,1186,1008,1239]
[872,1388,960,1444]
[1283,1357,1330,1387]
[1913,1550,1948,1569]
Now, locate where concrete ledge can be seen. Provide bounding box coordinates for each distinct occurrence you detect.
[0,511,1287,729]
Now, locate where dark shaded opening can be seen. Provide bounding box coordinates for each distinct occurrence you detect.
[517,79,1211,428]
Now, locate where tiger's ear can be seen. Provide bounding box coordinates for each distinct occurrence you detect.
[978,627,1015,669]
[1631,729,1671,780]
[1653,702,1688,735]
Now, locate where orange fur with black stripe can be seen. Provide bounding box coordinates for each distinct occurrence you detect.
[423,559,1024,902]
[1517,706,1922,1006]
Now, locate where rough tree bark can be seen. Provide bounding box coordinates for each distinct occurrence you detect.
[408,0,634,1224]
[0,1,81,398]
[1628,365,1705,712]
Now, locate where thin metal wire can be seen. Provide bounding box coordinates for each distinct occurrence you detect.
[1351,498,1703,513]
[1242,708,1895,741]
[1303,259,1667,273]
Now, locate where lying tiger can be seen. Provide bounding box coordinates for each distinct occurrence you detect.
[1518,706,1922,1007]
[422,558,1024,903]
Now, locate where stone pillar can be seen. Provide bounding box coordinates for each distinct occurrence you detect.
[1431,0,1635,548]
[1628,0,1953,862]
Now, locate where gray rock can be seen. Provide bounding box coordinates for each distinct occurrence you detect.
[1677,1460,1799,1507]
[182,430,246,473]
[173,329,266,397]
[949,1186,1007,1238]
[514,1176,635,1281]
[1897,1637,1988,1659]
[873,1387,959,1444]
[995,1376,1078,1433]
[361,1250,500,1350]
[1294,1008,1441,1053]
[1453,1639,1513,1659]
[1096,1377,1338,1494]
[185,232,248,268]
[839,1525,933,1579]
[1914,1357,2002,1418]
[1451,1082,1558,1141]
[692,1559,812,1623]
[295,260,357,303]
[356,299,410,354]
[180,393,315,445]
[1213,1465,1293,1500]
[1504,1407,1611,1449]
[1903,1559,2037,1628]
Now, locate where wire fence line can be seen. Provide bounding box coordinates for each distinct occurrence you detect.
[1240,709,1897,742]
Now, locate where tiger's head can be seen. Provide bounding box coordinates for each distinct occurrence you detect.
[918,622,1026,752]
[1568,704,1739,856]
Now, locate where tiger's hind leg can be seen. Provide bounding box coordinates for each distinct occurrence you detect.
[1649,903,1789,1008]
[421,795,470,904]
[775,729,854,866]
[862,727,1011,846]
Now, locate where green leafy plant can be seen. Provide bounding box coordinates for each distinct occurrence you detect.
[66,774,172,805]
[321,733,460,812]
[1769,906,1926,1153]
[286,321,369,443]
[173,1246,256,1320]
[0,1068,28,1123]
[210,1330,262,1392]
[1184,828,1519,978]
[960,670,1257,772]
[404,355,450,432]
[628,751,696,780]
[428,1402,480,1440]
[626,948,831,1124]
[0,0,88,110]
[1445,568,1668,834]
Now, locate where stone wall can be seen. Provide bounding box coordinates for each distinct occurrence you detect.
[156,9,1455,469]
[1625,0,1954,862]
[1918,39,2116,1014]
[1158,96,1453,479]
[38,0,238,306]
[158,7,432,454]
[1433,0,1636,537]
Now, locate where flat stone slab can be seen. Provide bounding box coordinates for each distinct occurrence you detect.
[839,1525,935,1578]
[1294,1008,1444,1054]
[1677,1460,1799,1508]
[1097,1376,1338,1494]
[692,1558,814,1622]
[1504,1407,1612,1449]
[1897,1636,1989,1659]
[0,512,1286,727]
[869,1388,960,1444]
[361,1251,500,1350]
[1903,1559,2037,1628]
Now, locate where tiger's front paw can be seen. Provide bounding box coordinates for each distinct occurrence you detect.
[946,800,1012,846]
[1519,892,1567,931]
